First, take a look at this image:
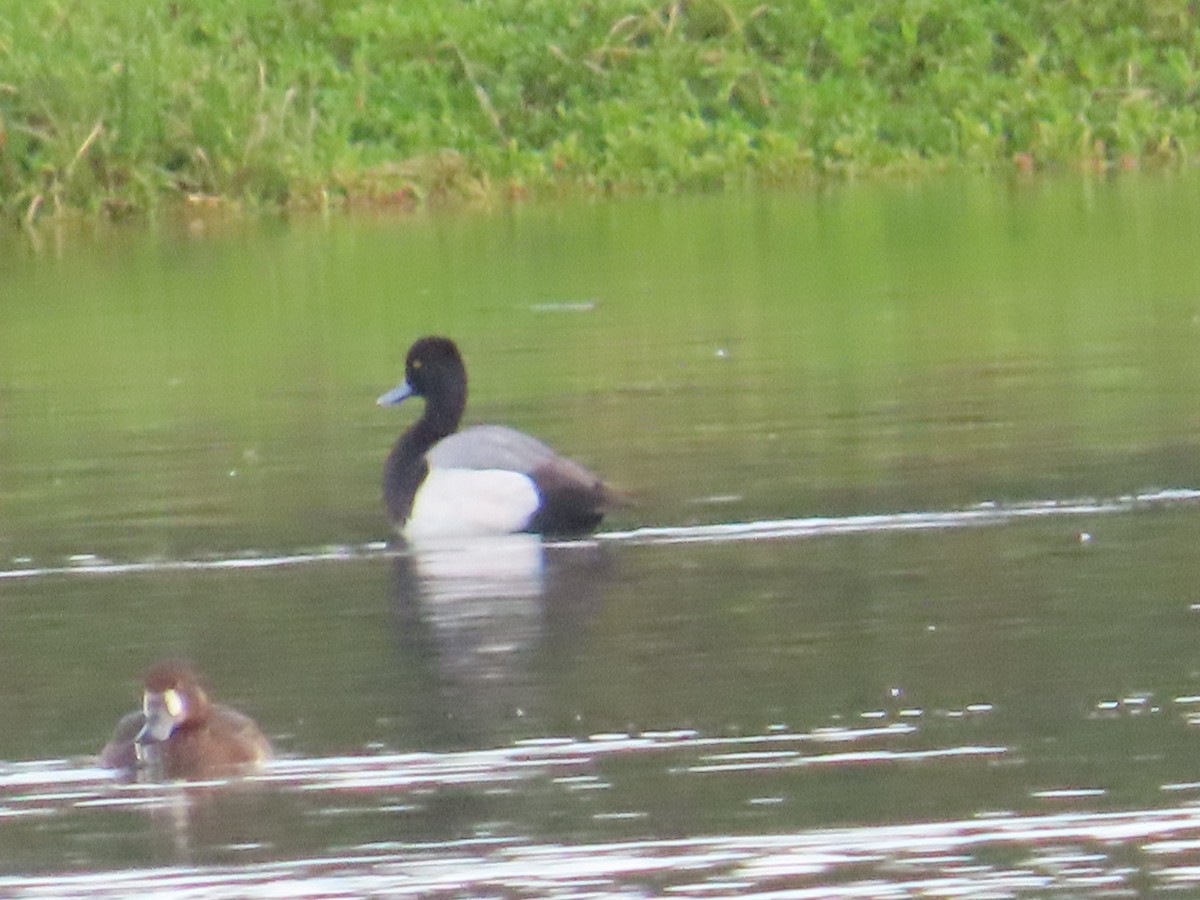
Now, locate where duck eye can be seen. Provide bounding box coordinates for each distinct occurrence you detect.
[411,359,423,370]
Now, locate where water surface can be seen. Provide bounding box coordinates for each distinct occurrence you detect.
[4,174,1200,894]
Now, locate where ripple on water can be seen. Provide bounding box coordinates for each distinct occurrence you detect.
[2,488,1199,581]
[6,807,1200,897]
[6,727,1200,895]
[5,493,1200,894]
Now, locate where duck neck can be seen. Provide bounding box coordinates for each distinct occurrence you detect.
[412,377,466,448]
[422,383,466,444]
[383,386,466,525]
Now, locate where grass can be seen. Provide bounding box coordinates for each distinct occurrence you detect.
[1,0,1199,219]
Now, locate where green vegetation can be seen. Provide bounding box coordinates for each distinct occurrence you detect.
[2,0,1199,218]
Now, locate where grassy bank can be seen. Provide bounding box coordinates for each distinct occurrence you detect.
[2,0,1199,219]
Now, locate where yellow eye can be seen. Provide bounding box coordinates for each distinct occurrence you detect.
[163,688,184,718]
[412,359,423,370]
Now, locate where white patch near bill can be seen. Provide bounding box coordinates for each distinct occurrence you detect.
[163,689,184,718]
[403,468,541,540]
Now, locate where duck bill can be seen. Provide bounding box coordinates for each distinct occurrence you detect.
[135,693,182,744]
[377,380,414,407]
[135,713,175,744]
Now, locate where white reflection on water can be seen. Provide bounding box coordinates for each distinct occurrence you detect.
[600,488,1200,546]
[8,728,1200,896]
[0,724,922,804]
[7,805,1200,897]
[2,488,1199,580]
[405,533,544,602]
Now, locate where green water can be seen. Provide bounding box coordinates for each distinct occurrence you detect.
[3,174,1200,893]
[6,176,1200,560]
[6,177,1200,556]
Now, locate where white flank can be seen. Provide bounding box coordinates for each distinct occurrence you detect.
[403,468,541,540]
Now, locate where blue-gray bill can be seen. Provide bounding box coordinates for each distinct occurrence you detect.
[377,381,414,406]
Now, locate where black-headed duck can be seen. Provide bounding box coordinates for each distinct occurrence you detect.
[100,660,271,780]
[378,336,616,539]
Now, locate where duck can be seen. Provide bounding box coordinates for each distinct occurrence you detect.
[99,660,271,780]
[378,336,616,540]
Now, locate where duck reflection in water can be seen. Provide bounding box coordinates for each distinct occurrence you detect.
[377,336,623,743]
[390,533,612,746]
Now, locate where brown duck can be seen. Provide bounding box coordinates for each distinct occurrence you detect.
[100,660,271,780]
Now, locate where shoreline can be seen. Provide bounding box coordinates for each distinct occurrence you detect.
[4,2,1197,221]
